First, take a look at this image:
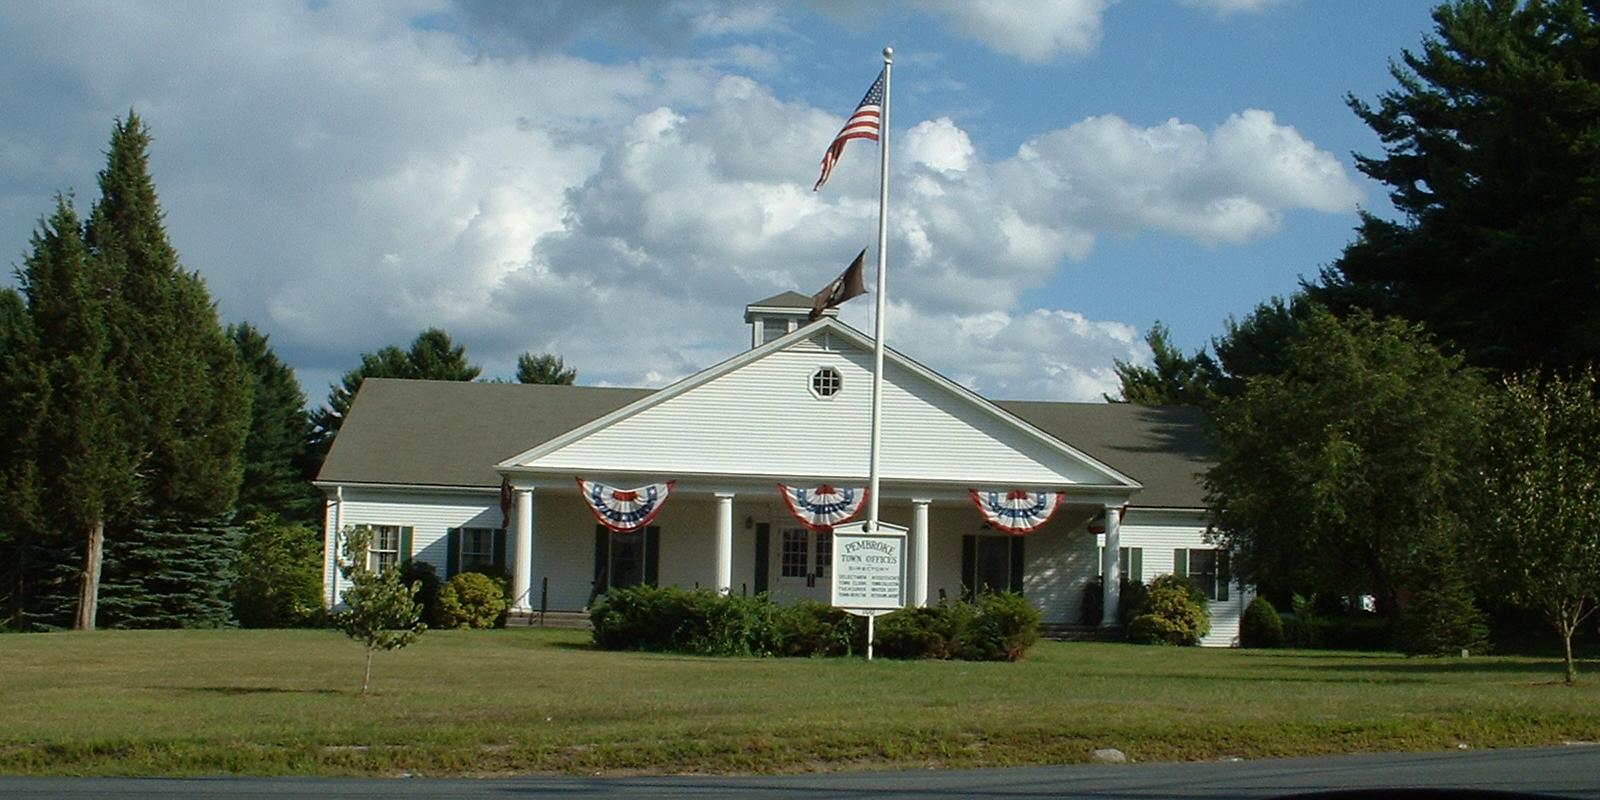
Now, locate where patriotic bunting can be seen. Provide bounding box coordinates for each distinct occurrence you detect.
[779,484,868,532]
[577,478,675,533]
[969,489,1066,535]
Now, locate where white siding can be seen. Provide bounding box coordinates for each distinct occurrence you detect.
[1099,509,1251,647]
[324,488,502,603]
[522,334,1118,486]
[322,489,1253,642]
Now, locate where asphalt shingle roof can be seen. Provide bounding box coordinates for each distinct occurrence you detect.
[319,379,1214,508]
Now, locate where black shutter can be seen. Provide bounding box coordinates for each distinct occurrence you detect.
[1008,537,1025,595]
[644,526,660,587]
[492,529,508,575]
[399,527,414,562]
[1174,549,1187,579]
[753,523,770,594]
[961,535,976,601]
[1217,550,1230,602]
[1130,547,1143,584]
[446,528,461,578]
[592,525,609,596]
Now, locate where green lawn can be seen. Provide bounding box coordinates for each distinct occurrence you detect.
[2,628,1598,776]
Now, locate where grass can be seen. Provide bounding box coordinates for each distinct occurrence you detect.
[2,627,1599,776]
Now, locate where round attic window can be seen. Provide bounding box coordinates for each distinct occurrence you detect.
[811,366,842,398]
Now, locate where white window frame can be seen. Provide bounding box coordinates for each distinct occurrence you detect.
[810,366,842,399]
[368,525,401,574]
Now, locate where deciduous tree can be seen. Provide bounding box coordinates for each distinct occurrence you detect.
[1205,308,1487,617]
[335,525,425,695]
[1476,369,1600,684]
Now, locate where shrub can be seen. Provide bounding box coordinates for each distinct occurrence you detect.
[1240,596,1284,648]
[776,601,861,657]
[590,584,695,651]
[231,514,325,628]
[959,592,1041,661]
[874,604,972,659]
[1078,576,1148,628]
[1282,593,1318,648]
[438,572,509,629]
[676,591,780,656]
[1126,581,1210,646]
[399,559,444,629]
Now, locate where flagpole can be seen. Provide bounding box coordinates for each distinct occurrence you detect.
[867,46,892,533]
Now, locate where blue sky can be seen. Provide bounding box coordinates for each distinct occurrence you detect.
[0,1,1440,403]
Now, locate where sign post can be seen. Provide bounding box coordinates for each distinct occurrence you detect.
[830,520,907,661]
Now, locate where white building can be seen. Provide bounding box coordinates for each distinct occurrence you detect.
[317,293,1247,645]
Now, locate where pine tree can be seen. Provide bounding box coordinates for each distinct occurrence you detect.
[229,323,317,525]
[516,352,577,385]
[85,113,250,628]
[1106,322,1216,406]
[1314,0,1600,374]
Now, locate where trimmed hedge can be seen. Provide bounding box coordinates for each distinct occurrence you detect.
[439,572,509,629]
[590,585,1040,661]
[1240,596,1284,648]
[1126,576,1210,646]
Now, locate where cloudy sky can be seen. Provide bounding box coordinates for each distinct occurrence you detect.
[0,1,1438,404]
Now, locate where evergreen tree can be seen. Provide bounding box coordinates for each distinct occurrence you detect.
[1313,0,1600,374]
[229,323,317,525]
[0,288,47,627]
[85,113,250,628]
[1106,322,1216,406]
[14,198,136,630]
[516,352,577,385]
[1208,295,1318,401]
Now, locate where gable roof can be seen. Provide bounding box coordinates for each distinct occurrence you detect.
[997,401,1212,509]
[497,318,1139,490]
[317,379,650,488]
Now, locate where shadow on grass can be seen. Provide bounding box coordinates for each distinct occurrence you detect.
[1256,658,1589,678]
[155,686,343,696]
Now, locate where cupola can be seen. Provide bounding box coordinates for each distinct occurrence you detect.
[743,291,833,348]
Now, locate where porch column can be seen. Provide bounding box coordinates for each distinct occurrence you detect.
[911,498,930,607]
[512,487,535,612]
[714,492,734,595]
[1100,503,1122,630]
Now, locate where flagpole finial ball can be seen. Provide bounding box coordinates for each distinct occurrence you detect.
[883,46,893,61]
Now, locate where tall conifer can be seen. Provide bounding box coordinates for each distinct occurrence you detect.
[229,323,318,525]
[14,198,136,630]
[84,113,250,628]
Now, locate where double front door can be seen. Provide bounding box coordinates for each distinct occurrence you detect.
[767,526,831,603]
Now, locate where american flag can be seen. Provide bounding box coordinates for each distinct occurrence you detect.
[814,70,884,191]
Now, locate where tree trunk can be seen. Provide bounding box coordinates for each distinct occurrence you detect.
[1561,619,1577,686]
[362,648,374,695]
[74,518,104,631]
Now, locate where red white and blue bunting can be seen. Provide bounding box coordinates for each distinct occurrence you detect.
[576,478,675,533]
[778,484,867,532]
[969,489,1066,535]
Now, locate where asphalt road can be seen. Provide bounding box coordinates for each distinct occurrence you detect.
[1,745,1597,799]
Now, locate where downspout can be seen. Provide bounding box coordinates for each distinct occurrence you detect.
[329,485,344,607]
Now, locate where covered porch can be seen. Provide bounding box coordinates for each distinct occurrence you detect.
[502,475,1137,628]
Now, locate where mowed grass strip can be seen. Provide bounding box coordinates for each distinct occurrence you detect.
[2,628,1598,776]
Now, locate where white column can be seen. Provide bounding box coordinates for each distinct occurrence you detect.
[512,487,535,612]
[1100,503,1122,630]
[911,499,930,607]
[714,493,734,595]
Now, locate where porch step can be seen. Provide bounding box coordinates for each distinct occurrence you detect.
[506,610,592,630]
[1040,623,1120,642]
